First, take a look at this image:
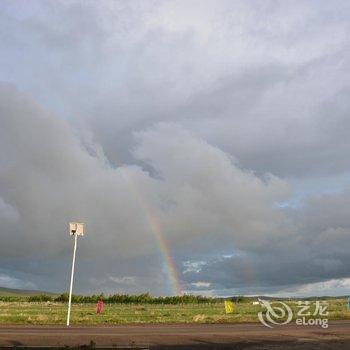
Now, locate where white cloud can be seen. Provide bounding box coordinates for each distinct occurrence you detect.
[109,276,136,286]
[191,281,211,288]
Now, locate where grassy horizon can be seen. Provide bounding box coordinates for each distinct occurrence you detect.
[0,299,349,325]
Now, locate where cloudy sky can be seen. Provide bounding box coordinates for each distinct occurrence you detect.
[0,0,350,297]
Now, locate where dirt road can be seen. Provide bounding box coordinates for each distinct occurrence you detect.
[1,321,350,349]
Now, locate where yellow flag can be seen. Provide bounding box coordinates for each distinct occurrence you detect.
[224,300,234,314]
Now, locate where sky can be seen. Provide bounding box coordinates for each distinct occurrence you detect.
[0,0,350,297]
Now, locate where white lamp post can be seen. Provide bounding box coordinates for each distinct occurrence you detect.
[67,222,84,326]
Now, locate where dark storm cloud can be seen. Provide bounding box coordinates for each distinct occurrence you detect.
[0,84,291,293]
[0,0,350,295]
[182,190,350,293]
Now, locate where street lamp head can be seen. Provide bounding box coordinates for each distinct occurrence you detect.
[69,222,84,236]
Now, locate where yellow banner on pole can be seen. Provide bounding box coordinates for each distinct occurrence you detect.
[224,300,234,314]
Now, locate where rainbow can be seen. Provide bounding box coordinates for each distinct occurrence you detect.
[141,203,183,296]
[121,168,182,295]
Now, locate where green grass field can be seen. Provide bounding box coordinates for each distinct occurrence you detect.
[0,299,349,325]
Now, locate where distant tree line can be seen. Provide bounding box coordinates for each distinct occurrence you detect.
[0,292,224,304]
[52,293,220,304]
[0,293,262,304]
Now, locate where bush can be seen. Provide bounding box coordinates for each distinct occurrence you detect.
[28,294,53,302]
[233,296,250,303]
[0,296,24,302]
